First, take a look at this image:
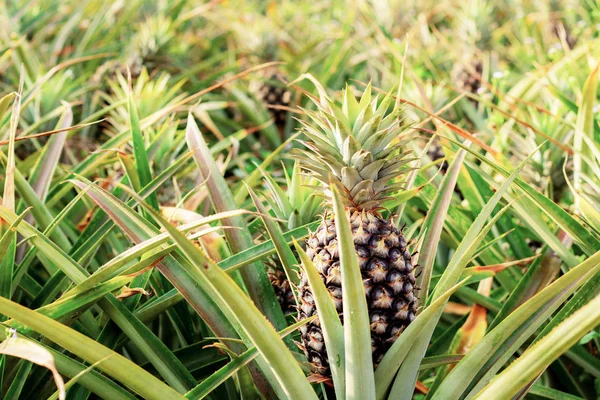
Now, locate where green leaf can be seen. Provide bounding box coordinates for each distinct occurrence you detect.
[0,298,185,399]
[68,178,276,398]
[375,279,468,399]
[330,183,375,400]
[128,89,159,211]
[0,151,72,253]
[0,92,15,123]
[249,187,300,294]
[219,222,319,273]
[474,293,600,399]
[131,188,318,400]
[579,195,600,233]
[419,355,464,371]
[27,103,71,202]
[418,148,467,306]
[489,249,561,330]
[6,275,131,335]
[578,331,600,346]
[432,249,600,399]
[186,113,287,332]
[295,241,345,399]
[0,205,197,393]
[528,385,584,400]
[0,72,22,302]
[0,209,29,295]
[573,65,598,202]
[185,317,312,400]
[66,211,245,297]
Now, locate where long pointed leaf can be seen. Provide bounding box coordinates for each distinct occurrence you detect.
[132,189,318,400]
[185,113,287,332]
[295,241,345,399]
[330,183,376,400]
[475,293,600,399]
[0,297,184,399]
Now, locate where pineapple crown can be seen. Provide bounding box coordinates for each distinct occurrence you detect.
[294,80,415,211]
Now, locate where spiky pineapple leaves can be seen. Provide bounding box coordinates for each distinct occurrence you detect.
[0,297,184,400]
[435,249,600,399]
[185,318,315,400]
[66,171,314,398]
[248,187,300,295]
[475,292,600,399]
[450,138,600,257]
[1,203,198,393]
[568,65,600,235]
[186,113,288,332]
[378,143,541,399]
[572,65,599,203]
[417,147,468,306]
[128,85,160,213]
[125,187,318,400]
[7,274,134,336]
[65,179,264,396]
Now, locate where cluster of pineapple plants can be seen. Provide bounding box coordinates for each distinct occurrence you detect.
[1,0,600,399]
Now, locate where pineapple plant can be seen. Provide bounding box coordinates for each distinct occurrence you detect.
[257,70,293,130]
[260,162,323,313]
[294,83,417,375]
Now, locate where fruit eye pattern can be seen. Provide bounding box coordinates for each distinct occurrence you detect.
[299,213,416,374]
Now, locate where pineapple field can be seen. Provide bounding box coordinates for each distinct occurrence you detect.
[1,0,600,399]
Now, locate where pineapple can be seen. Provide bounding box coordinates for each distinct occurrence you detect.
[295,84,417,374]
[427,140,449,175]
[257,70,292,130]
[268,268,296,313]
[453,58,483,103]
[260,162,322,313]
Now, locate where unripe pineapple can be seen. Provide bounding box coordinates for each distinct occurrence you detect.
[428,140,449,174]
[295,83,418,375]
[257,70,292,130]
[454,58,483,102]
[267,268,296,313]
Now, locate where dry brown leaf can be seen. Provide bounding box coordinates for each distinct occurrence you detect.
[0,332,65,400]
[116,287,151,300]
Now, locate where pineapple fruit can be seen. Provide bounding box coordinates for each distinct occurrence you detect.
[268,268,296,314]
[257,70,292,130]
[260,162,323,313]
[295,84,417,374]
[428,140,449,175]
[453,58,483,102]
